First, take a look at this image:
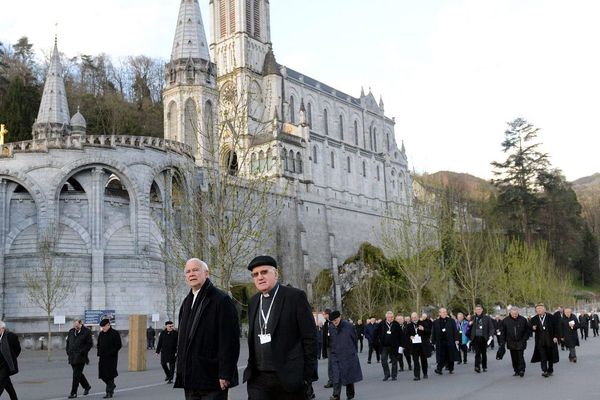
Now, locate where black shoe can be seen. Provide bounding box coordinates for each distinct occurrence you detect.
[409,366,412,370]
[103,395,113,399]
[68,395,77,399]
[413,377,421,381]
[548,371,554,376]
[168,379,173,384]
[513,372,519,376]
[475,367,481,373]
[329,396,339,400]
[383,376,390,381]
[324,383,333,388]
[423,374,428,379]
[449,370,454,374]
[434,369,442,375]
[519,371,524,377]
[463,361,467,364]
[83,388,91,396]
[367,361,372,364]
[542,372,549,378]
[483,368,487,372]
[391,377,397,381]
[164,376,170,381]
[457,361,462,365]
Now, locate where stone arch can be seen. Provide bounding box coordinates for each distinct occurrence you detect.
[56,217,92,254]
[5,217,36,254]
[103,219,131,251]
[0,170,47,219]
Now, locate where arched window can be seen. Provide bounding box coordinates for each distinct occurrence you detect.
[253,0,261,38]
[330,151,335,168]
[266,148,273,170]
[354,120,359,146]
[347,156,351,173]
[386,132,390,151]
[339,114,344,140]
[296,152,303,174]
[282,149,289,171]
[369,126,373,150]
[258,150,266,171]
[289,150,295,172]
[219,0,227,38]
[251,153,258,173]
[307,103,313,127]
[229,0,236,34]
[323,109,329,135]
[289,96,295,124]
[204,101,214,137]
[184,98,197,150]
[373,127,378,152]
[362,161,366,177]
[313,145,318,164]
[168,101,177,140]
[377,165,381,181]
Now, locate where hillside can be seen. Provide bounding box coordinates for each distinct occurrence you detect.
[572,173,600,196]
[414,171,495,202]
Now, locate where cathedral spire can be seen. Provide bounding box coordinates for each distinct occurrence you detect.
[33,37,70,139]
[171,0,210,62]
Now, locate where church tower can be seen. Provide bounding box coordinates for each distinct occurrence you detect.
[163,0,218,163]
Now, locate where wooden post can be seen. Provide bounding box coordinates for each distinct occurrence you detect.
[128,315,147,371]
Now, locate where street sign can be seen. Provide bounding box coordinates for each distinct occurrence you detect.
[54,315,66,325]
[152,313,160,322]
[84,309,116,326]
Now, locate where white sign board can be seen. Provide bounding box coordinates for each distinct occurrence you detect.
[152,313,160,322]
[54,315,66,325]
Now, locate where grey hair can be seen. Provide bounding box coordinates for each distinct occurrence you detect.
[186,258,209,272]
[0,321,5,329]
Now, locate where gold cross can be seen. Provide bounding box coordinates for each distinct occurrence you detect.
[0,124,8,146]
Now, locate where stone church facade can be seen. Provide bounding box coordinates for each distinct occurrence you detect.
[0,0,412,331]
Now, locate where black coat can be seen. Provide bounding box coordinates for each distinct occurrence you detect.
[431,317,460,361]
[174,279,240,392]
[330,320,363,385]
[243,284,318,394]
[559,314,580,348]
[0,330,21,376]
[469,314,496,342]
[146,327,156,340]
[377,320,402,350]
[530,313,559,364]
[66,326,93,365]
[156,329,178,362]
[405,320,432,357]
[322,320,331,358]
[97,328,122,381]
[499,315,529,351]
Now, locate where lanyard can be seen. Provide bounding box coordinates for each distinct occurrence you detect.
[540,314,546,327]
[386,321,392,332]
[259,285,280,335]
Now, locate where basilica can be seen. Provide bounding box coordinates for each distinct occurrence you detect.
[0,0,411,332]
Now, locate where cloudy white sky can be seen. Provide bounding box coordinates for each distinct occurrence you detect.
[2,0,598,181]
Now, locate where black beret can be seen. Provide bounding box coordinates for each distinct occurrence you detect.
[324,308,332,314]
[165,321,174,326]
[247,255,277,271]
[329,311,341,320]
[99,319,110,327]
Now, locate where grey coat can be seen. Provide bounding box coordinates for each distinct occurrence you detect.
[329,320,363,385]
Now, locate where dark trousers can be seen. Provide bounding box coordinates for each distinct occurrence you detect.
[404,352,412,370]
[459,344,468,362]
[185,389,228,400]
[367,342,380,362]
[70,363,91,395]
[326,347,333,384]
[509,349,525,373]
[567,346,577,360]
[538,346,554,373]
[594,327,599,337]
[581,327,588,340]
[381,346,397,378]
[0,375,18,400]
[247,371,305,400]
[147,338,155,349]
[161,358,176,379]
[101,378,115,395]
[436,344,454,372]
[411,346,428,378]
[358,337,363,352]
[472,336,488,369]
[332,383,355,399]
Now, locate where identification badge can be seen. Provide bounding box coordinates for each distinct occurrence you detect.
[387,330,391,335]
[542,327,546,331]
[459,330,463,334]
[259,334,272,344]
[442,328,446,332]
[479,326,483,329]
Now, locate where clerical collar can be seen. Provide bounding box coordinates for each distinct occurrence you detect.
[262,283,280,298]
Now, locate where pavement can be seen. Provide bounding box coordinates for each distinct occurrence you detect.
[11,335,600,400]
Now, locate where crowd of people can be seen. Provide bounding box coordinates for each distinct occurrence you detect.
[0,256,599,400]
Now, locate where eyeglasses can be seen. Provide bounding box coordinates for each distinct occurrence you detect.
[250,269,272,279]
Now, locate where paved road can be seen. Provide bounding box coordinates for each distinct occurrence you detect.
[12,335,600,400]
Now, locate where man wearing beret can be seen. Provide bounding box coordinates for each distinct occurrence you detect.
[156,321,178,384]
[97,318,122,398]
[243,255,318,400]
[174,258,240,400]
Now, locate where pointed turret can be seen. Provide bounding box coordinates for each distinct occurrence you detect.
[171,0,210,62]
[32,37,71,139]
[262,48,281,76]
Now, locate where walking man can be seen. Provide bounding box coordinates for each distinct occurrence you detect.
[559,307,579,363]
[0,321,20,400]
[456,313,470,364]
[431,308,459,375]
[406,312,431,381]
[147,325,156,350]
[174,258,240,400]
[328,311,362,400]
[322,309,333,388]
[66,319,93,398]
[243,256,318,400]
[499,307,529,377]
[156,321,178,384]
[364,318,380,364]
[97,319,122,398]
[379,311,401,381]
[355,320,364,353]
[468,305,495,373]
[530,303,560,377]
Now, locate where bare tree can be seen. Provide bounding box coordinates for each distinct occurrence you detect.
[24,236,73,361]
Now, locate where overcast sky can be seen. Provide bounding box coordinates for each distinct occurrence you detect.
[2,0,598,181]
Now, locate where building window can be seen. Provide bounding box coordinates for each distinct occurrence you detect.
[323,109,329,135]
[258,150,266,171]
[377,165,380,181]
[313,145,318,163]
[296,152,303,173]
[220,0,227,38]
[386,132,390,151]
[246,0,252,32]
[339,114,344,140]
[253,0,261,38]
[362,161,366,177]
[289,150,295,172]
[266,148,273,170]
[307,103,313,127]
[369,126,373,150]
[251,152,258,173]
[373,127,378,152]
[229,0,236,34]
[289,96,295,123]
[330,151,335,168]
[347,156,351,173]
[283,149,289,171]
[354,120,359,146]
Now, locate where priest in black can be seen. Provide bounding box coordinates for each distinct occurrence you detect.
[431,308,459,375]
[530,303,560,377]
[406,312,432,381]
[378,311,402,381]
[97,319,122,399]
[499,307,529,377]
[174,258,240,400]
[468,305,495,373]
[243,256,318,400]
[66,319,93,398]
[156,321,178,383]
[558,307,579,362]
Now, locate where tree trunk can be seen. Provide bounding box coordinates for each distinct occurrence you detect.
[47,313,52,362]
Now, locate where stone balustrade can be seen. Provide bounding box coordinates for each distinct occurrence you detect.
[0,135,194,159]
